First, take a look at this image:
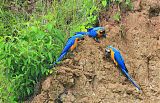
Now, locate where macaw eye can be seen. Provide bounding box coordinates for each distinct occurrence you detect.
[99,30,105,34]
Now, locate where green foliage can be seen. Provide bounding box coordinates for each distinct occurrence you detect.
[101,0,133,22]
[0,62,17,103]
[102,0,107,7]
[113,11,121,22]
[101,0,133,9]
[125,0,133,10]
[0,0,100,102]
[0,16,65,100]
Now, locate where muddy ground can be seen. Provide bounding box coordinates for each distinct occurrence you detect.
[26,0,160,103]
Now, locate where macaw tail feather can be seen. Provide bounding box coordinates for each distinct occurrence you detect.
[122,69,141,92]
[49,52,67,69]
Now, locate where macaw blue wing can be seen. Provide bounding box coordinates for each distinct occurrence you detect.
[87,28,94,32]
[61,34,83,53]
[114,51,128,73]
[88,30,97,37]
[49,34,84,69]
[88,27,106,38]
[52,39,74,65]
[72,34,85,39]
[60,40,74,56]
[75,32,88,35]
[65,34,81,45]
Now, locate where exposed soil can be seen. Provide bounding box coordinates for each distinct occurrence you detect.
[26,0,160,103]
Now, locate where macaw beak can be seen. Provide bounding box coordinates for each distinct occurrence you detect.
[79,36,85,40]
[105,48,111,58]
[103,34,107,38]
[81,37,85,40]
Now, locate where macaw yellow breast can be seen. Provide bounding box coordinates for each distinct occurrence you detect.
[70,38,78,51]
[110,49,114,60]
[110,49,118,66]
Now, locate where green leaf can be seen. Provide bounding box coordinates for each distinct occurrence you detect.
[8,57,11,67]
[26,87,31,95]
[41,66,46,75]
[36,68,39,76]
[22,66,25,71]
[31,26,37,33]
[36,31,45,39]
[80,25,87,32]
[47,23,53,32]
[113,12,121,22]
[102,0,107,7]
[48,52,53,63]
[125,0,130,5]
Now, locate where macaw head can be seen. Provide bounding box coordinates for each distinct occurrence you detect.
[100,31,107,38]
[87,27,107,38]
[90,27,106,38]
[74,34,85,41]
[105,46,113,58]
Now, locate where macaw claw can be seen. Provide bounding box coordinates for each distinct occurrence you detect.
[95,38,100,43]
[103,34,107,38]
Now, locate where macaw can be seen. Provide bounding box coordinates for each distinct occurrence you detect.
[75,27,106,42]
[105,46,141,91]
[49,34,84,69]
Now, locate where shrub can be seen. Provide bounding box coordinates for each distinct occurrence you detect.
[0,62,16,103]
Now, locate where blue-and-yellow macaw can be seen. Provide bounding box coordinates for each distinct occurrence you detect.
[105,46,141,91]
[75,27,106,42]
[49,34,84,69]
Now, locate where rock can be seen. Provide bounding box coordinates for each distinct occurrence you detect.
[42,76,53,91]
